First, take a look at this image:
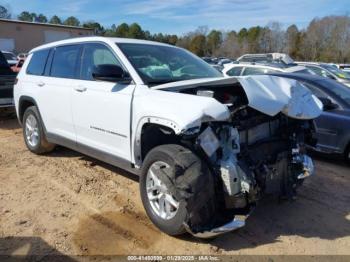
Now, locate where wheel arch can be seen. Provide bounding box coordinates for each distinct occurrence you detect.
[18,96,46,134]
[132,117,182,168]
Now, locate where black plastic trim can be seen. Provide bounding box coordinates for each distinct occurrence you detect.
[46,133,140,176]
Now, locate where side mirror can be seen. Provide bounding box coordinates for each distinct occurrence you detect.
[92,64,131,83]
[318,97,338,111]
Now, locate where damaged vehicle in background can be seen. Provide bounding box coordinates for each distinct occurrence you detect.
[14,37,322,238]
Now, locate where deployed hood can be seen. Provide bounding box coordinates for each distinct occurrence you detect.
[153,75,323,120]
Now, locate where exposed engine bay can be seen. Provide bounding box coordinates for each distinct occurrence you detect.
[173,81,317,235]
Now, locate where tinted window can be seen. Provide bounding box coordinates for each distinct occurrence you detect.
[227,67,243,76]
[242,67,276,76]
[80,43,122,80]
[51,45,80,79]
[26,49,50,76]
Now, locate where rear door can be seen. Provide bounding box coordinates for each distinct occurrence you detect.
[35,45,81,142]
[71,42,135,161]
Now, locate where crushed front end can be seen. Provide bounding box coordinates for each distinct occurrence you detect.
[173,76,322,237]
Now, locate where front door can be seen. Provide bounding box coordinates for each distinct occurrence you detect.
[71,43,135,161]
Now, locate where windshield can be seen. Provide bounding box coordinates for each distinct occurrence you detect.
[3,52,16,60]
[321,64,350,79]
[117,43,222,85]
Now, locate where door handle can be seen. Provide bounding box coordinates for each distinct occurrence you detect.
[74,86,87,92]
[37,81,45,87]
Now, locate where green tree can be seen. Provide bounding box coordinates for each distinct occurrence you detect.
[189,34,207,56]
[18,11,33,22]
[64,16,80,27]
[115,23,129,37]
[207,30,222,55]
[37,14,47,23]
[246,26,262,52]
[285,25,300,58]
[83,21,104,35]
[49,15,62,24]
[128,23,145,39]
[237,28,248,42]
[0,5,11,19]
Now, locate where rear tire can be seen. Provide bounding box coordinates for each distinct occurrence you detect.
[140,144,216,236]
[23,106,55,154]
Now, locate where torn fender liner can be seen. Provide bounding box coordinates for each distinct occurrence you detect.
[238,76,323,119]
[154,145,218,232]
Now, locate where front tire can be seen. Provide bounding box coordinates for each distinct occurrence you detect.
[23,106,55,154]
[140,144,216,236]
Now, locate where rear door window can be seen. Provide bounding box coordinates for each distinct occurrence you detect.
[26,49,50,76]
[50,45,81,79]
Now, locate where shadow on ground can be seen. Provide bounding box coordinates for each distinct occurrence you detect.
[0,237,76,261]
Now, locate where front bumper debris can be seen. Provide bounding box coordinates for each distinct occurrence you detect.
[297,155,315,179]
[184,215,247,239]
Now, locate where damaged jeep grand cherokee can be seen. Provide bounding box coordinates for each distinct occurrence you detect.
[14,37,323,238]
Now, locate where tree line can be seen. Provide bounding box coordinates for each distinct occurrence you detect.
[1,5,350,63]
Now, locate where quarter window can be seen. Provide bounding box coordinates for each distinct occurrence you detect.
[80,43,122,80]
[26,49,50,76]
[50,45,80,79]
[242,67,276,75]
[227,67,243,76]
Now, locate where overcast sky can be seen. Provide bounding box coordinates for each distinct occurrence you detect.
[0,0,349,34]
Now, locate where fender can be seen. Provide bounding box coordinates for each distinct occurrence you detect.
[132,116,180,167]
[130,87,231,167]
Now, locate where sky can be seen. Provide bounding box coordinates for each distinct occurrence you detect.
[0,0,349,34]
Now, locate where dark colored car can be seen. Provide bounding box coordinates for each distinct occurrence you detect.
[0,51,17,108]
[269,72,350,163]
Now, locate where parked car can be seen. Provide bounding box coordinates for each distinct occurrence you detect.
[17,53,28,60]
[236,53,296,66]
[222,63,313,77]
[268,72,350,163]
[1,51,18,66]
[217,58,233,66]
[297,62,350,87]
[337,64,350,73]
[14,37,322,238]
[0,51,17,108]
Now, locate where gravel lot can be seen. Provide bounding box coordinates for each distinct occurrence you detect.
[0,109,349,258]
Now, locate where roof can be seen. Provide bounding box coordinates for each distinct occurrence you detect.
[0,18,94,31]
[30,36,173,53]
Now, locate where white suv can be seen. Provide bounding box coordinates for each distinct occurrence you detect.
[14,37,322,238]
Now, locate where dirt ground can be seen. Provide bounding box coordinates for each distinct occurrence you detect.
[0,109,349,258]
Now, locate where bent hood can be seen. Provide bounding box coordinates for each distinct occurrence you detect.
[153,75,323,120]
